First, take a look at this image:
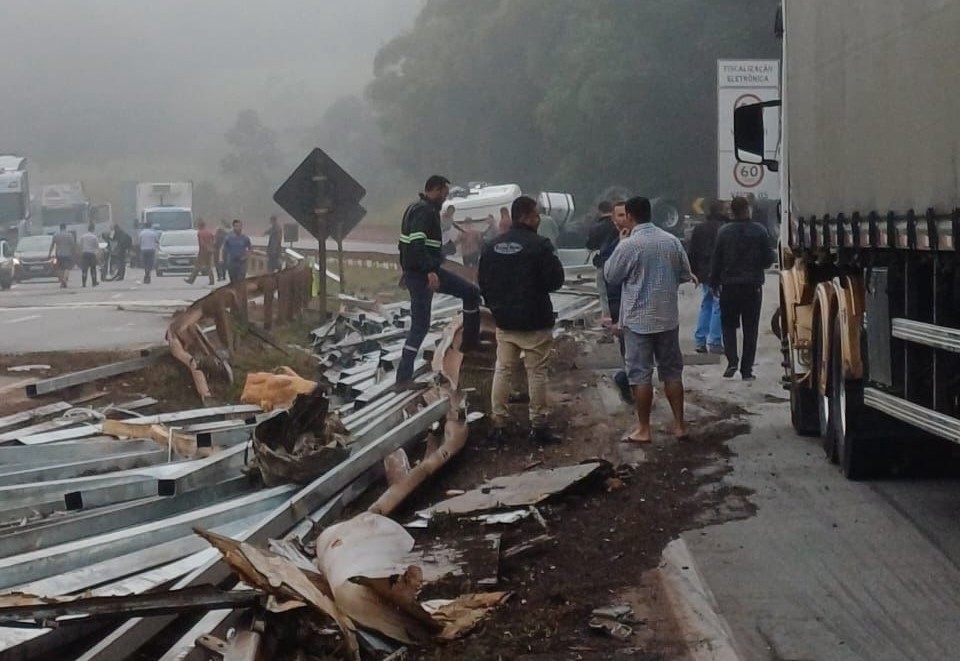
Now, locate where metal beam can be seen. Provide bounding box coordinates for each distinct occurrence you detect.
[0,478,254,558]
[0,486,294,590]
[77,398,450,661]
[160,466,385,661]
[155,444,249,497]
[0,588,261,627]
[0,439,157,467]
[0,403,72,434]
[26,354,163,398]
[0,450,168,488]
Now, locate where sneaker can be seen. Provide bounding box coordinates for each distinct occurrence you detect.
[613,371,634,404]
[695,345,708,354]
[742,373,757,382]
[529,426,562,445]
[708,345,725,355]
[723,366,738,379]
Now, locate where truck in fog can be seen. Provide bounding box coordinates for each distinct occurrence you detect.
[735,1,960,477]
[38,183,112,238]
[136,182,194,232]
[0,156,30,241]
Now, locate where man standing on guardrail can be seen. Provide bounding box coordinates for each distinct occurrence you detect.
[396,175,481,387]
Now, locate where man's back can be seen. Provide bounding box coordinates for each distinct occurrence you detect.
[139,228,159,251]
[604,224,692,334]
[687,217,725,282]
[479,227,565,332]
[52,231,75,257]
[711,221,773,288]
[79,232,99,254]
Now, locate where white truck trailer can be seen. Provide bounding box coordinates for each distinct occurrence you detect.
[735,0,960,477]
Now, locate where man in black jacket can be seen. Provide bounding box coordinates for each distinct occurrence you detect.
[687,200,728,354]
[709,196,775,381]
[586,201,619,319]
[397,175,481,386]
[479,195,566,445]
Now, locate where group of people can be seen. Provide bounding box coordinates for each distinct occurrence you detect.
[48,222,133,289]
[396,175,565,445]
[182,218,261,287]
[685,197,774,380]
[396,175,774,447]
[46,215,282,289]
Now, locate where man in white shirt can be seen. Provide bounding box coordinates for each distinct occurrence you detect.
[78,224,100,288]
[138,221,160,284]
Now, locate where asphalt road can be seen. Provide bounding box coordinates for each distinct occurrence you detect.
[677,277,960,660]
[0,268,212,353]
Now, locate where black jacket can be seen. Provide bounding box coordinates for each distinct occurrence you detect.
[399,194,444,274]
[478,226,566,331]
[709,220,774,289]
[687,215,727,282]
[586,215,619,267]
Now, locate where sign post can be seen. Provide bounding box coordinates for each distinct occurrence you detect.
[274,149,367,324]
[717,59,781,201]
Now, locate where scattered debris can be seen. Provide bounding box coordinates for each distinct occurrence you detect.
[417,462,608,519]
[589,604,638,641]
[248,389,350,487]
[422,591,513,640]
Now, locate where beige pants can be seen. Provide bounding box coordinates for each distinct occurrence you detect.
[187,251,215,285]
[491,328,553,427]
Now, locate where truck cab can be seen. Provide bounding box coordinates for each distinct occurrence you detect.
[0,156,30,242]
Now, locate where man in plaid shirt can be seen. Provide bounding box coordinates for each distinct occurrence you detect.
[604,197,694,443]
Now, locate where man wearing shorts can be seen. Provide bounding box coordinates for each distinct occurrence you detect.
[48,224,76,289]
[604,196,694,443]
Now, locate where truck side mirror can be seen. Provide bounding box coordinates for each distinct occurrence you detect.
[0,241,10,259]
[734,100,782,173]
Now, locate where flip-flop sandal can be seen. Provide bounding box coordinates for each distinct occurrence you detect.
[621,435,651,444]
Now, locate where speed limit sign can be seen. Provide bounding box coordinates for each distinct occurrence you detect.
[733,161,765,188]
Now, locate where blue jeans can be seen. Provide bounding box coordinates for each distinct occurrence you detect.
[695,285,723,349]
[397,268,480,383]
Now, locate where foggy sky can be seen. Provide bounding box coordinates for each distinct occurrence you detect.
[0,0,422,179]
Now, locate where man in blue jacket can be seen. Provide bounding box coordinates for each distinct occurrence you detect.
[479,196,566,446]
[397,175,481,386]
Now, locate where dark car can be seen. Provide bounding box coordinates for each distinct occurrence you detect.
[13,234,57,282]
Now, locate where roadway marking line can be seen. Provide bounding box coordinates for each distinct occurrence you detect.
[3,315,41,325]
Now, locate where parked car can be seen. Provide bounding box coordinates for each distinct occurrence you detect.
[13,234,56,282]
[155,230,199,276]
[0,239,14,290]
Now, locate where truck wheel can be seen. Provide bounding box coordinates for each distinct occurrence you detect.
[829,315,873,479]
[0,273,11,290]
[812,315,832,452]
[781,299,819,436]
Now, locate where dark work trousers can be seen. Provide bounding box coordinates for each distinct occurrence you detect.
[80,253,98,287]
[141,249,155,284]
[720,284,763,376]
[397,268,481,384]
[115,250,127,280]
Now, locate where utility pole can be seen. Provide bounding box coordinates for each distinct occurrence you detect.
[313,168,329,324]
